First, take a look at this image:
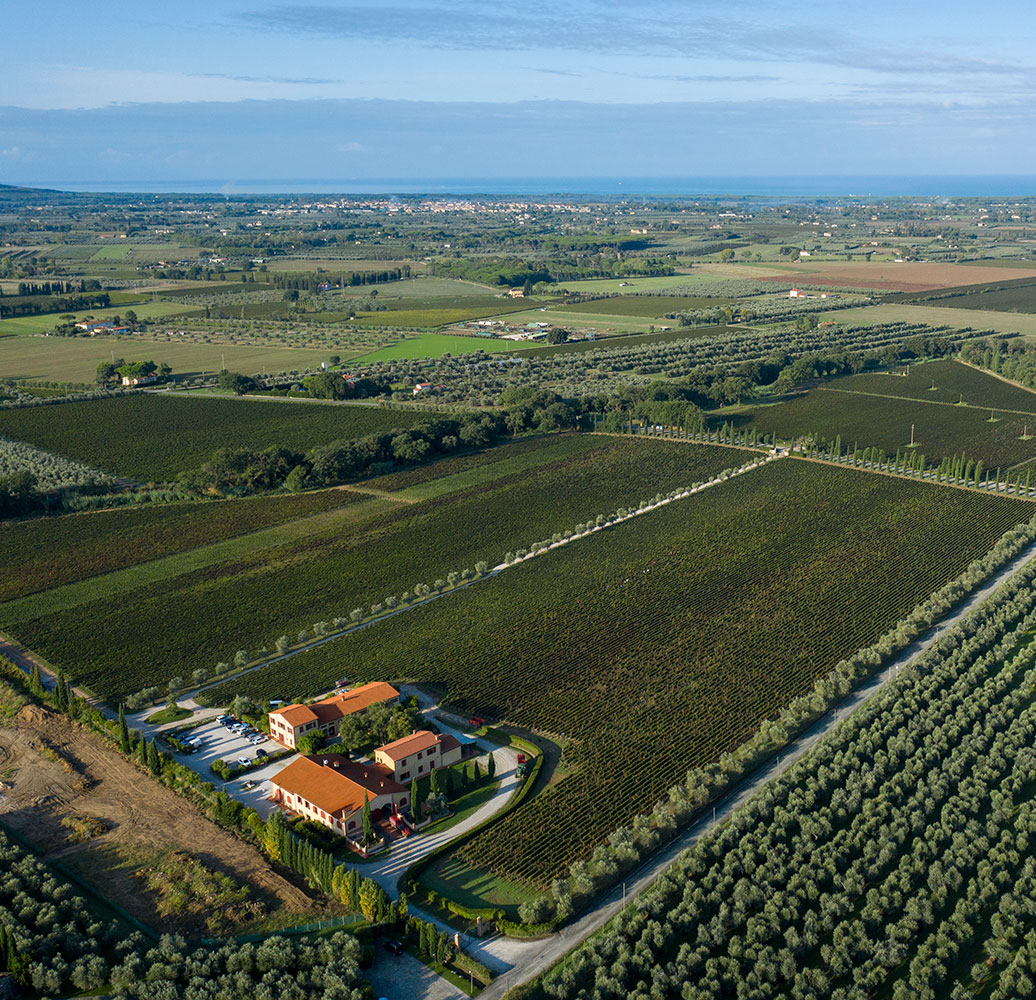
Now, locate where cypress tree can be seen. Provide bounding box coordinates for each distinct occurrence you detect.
[349,867,361,910]
[28,663,44,698]
[362,791,373,846]
[54,671,67,711]
[487,752,496,780]
[118,703,130,753]
[146,739,161,776]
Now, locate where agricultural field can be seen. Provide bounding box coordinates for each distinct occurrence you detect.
[724,385,1036,467]
[0,395,427,480]
[753,260,1036,292]
[351,332,539,362]
[834,358,1036,412]
[1,438,747,702]
[559,295,733,317]
[359,432,607,497]
[919,280,1036,313]
[0,489,367,602]
[0,301,203,337]
[204,459,1032,887]
[824,302,1036,338]
[539,540,1036,1000]
[0,331,338,382]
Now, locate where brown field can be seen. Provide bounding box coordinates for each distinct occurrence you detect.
[753,261,1036,292]
[0,703,318,934]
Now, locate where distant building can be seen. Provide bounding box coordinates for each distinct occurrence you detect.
[374,730,463,783]
[507,287,525,298]
[270,753,408,837]
[788,288,804,298]
[268,681,399,750]
[413,382,433,394]
[121,373,158,386]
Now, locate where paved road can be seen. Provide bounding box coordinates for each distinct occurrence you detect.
[473,536,1036,997]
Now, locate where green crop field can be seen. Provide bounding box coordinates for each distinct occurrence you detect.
[0,395,427,481]
[203,460,1031,887]
[560,295,732,317]
[4,438,746,702]
[723,385,1036,467]
[834,359,1036,412]
[0,489,366,603]
[344,303,527,329]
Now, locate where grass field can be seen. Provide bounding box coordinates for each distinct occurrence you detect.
[351,332,541,362]
[4,437,746,702]
[0,489,370,603]
[502,307,652,333]
[552,274,716,294]
[0,335,343,383]
[722,383,1036,466]
[205,459,1032,887]
[824,303,1036,338]
[0,302,203,337]
[0,395,427,480]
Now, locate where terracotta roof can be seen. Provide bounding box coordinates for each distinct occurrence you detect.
[270,703,318,727]
[272,755,404,818]
[376,729,446,761]
[322,681,398,716]
[269,681,398,730]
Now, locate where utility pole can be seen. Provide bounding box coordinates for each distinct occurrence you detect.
[910,424,915,447]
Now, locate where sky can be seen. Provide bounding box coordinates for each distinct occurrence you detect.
[3,1,1036,190]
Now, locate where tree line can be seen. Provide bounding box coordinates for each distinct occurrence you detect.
[271,266,411,291]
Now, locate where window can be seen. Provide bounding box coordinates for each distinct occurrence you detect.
[400,771,410,781]
[418,765,424,774]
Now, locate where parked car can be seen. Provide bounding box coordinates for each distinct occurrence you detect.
[383,940,404,956]
[256,748,268,759]
[235,757,250,768]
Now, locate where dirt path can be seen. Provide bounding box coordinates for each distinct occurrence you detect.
[0,704,318,935]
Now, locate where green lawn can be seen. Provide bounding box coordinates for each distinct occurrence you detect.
[419,854,536,916]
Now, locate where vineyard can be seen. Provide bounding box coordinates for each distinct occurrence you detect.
[359,432,605,494]
[835,358,1036,412]
[540,526,1036,1000]
[208,460,1032,887]
[0,488,366,602]
[729,386,1036,467]
[0,394,428,481]
[3,437,745,701]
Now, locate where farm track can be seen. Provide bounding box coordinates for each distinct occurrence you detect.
[473,533,1036,996]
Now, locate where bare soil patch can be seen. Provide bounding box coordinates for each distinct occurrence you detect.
[0,704,318,934]
[755,262,1036,293]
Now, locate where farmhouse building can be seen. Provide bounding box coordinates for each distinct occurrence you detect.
[270,753,408,836]
[268,681,399,749]
[373,730,463,783]
[120,372,158,386]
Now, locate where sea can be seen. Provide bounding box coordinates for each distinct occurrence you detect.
[28,175,1036,199]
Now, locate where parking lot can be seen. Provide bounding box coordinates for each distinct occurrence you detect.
[166,717,288,819]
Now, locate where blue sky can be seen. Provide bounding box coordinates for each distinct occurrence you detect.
[3,1,1036,188]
